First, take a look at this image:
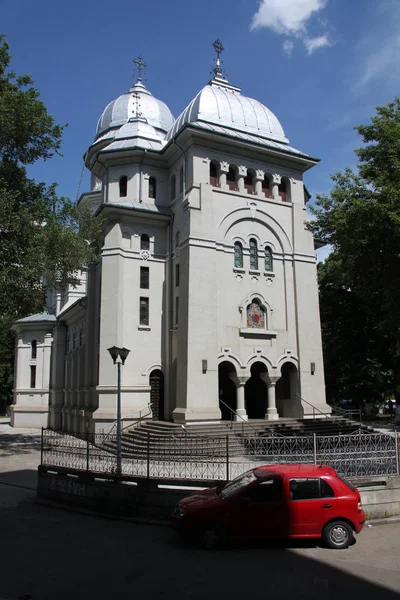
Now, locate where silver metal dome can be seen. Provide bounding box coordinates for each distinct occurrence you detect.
[96,81,174,139]
[166,77,288,145]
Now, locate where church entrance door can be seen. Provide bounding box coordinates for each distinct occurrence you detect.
[150,369,164,421]
[245,362,268,419]
[218,361,237,420]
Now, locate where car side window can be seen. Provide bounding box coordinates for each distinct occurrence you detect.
[247,478,283,503]
[320,479,335,498]
[289,478,320,501]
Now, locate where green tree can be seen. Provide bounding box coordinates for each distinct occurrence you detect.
[310,98,400,404]
[0,35,100,411]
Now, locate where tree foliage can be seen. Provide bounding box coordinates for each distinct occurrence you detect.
[310,98,400,403]
[0,35,101,410]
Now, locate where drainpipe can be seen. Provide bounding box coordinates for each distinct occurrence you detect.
[165,211,175,419]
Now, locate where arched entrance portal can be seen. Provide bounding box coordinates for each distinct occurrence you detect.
[218,361,237,420]
[276,363,302,418]
[245,362,268,419]
[149,369,164,421]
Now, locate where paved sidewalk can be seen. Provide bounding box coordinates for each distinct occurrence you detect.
[0,417,41,494]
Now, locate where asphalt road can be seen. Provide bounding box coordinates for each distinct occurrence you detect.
[0,481,399,600]
[1,420,400,600]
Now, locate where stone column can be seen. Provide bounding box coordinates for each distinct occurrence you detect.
[219,162,229,190]
[237,166,247,192]
[266,383,279,420]
[255,170,264,196]
[272,174,281,201]
[229,373,248,421]
[260,372,280,421]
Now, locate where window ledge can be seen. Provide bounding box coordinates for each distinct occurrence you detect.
[233,267,245,274]
[249,270,261,276]
[138,326,151,331]
[264,271,275,277]
[239,328,277,338]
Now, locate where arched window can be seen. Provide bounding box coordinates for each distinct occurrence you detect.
[264,247,273,272]
[209,162,218,186]
[247,299,266,329]
[170,175,176,200]
[249,238,258,270]
[244,171,254,194]
[227,167,237,191]
[149,177,156,199]
[262,175,271,198]
[140,234,150,250]
[234,242,243,268]
[119,176,127,198]
[31,340,37,360]
[279,179,287,202]
[179,166,184,193]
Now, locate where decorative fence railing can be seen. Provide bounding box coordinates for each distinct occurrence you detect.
[41,428,399,482]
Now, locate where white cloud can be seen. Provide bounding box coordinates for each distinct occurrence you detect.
[357,32,400,90]
[283,40,295,57]
[353,0,400,92]
[251,0,330,56]
[251,0,327,33]
[304,34,330,54]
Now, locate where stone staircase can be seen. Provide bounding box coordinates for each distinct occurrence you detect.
[101,416,373,459]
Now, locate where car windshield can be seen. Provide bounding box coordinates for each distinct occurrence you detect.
[218,470,257,499]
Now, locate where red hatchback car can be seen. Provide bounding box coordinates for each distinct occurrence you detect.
[172,464,365,550]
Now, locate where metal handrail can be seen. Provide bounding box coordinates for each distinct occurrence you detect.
[331,405,362,423]
[295,393,330,421]
[218,398,265,437]
[100,403,152,445]
[295,394,353,429]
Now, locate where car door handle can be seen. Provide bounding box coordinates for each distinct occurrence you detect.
[322,504,332,508]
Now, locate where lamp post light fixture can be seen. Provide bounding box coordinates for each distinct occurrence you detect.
[107,346,131,476]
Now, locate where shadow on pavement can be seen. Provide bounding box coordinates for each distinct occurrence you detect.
[0,432,41,456]
[0,487,398,600]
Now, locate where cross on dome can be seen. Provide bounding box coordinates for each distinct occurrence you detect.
[212,39,224,78]
[133,55,147,83]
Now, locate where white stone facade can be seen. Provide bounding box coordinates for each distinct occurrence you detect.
[10,67,329,431]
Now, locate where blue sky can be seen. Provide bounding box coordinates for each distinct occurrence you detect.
[2,0,399,231]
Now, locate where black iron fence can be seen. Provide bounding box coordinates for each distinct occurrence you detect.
[41,428,400,481]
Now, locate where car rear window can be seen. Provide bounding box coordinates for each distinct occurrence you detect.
[337,476,356,492]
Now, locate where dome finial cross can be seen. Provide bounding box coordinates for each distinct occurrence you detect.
[212,39,224,78]
[133,55,147,83]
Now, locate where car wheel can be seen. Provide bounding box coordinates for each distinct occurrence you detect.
[323,521,354,549]
[198,522,226,550]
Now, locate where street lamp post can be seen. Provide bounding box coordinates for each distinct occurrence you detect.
[107,346,130,477]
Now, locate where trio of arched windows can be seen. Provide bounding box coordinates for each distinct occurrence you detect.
[234,240,273,272]
[118,176,156,199]
[209,162,287,201]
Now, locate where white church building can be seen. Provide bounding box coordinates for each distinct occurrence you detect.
[10,43,329,432]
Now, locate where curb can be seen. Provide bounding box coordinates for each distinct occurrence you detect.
[366,516,400,527]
